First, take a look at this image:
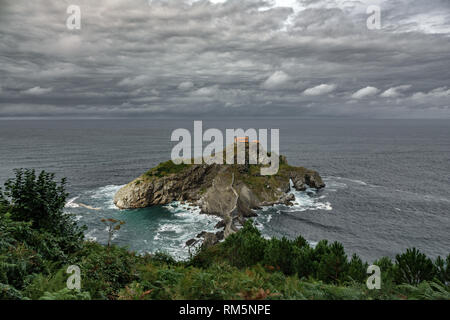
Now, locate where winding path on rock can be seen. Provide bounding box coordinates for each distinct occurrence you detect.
[224,173,240,238]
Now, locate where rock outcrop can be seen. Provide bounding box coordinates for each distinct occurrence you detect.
[114,143,325,240]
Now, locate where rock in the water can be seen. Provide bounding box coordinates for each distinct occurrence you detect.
[186,238,198,247]
[215,220,226,229]
[114,143,325,241]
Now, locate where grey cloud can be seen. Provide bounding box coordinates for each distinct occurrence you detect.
[0,0,449,118]
[178,81,195,90]
[351,86,380,99]
[303,84,337,96]
[22,86,54,95]
[380,85,411,98]
[261,71,291,90]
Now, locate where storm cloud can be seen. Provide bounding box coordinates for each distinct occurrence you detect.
[0,0,449,118]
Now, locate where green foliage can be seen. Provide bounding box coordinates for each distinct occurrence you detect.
[263,237,299,275]
[373,256,395,285]
[23,268,68,300]
[101,218,125,247]
[398,281,450,300]
[348,254,368,283]
[0,283,24,300]
[293,245,315,279]
[0,242,45,289]
[434,255,450,284]
[316,242,349,284]
[145,161,189,178]
[39,288,91,300]
[297,281,366,300]
[177,268,227,299]
[71,242,139,299]
[293,235,308,248]
[0,169,85,254]
[219,220,266,268]
[0,170,86,292]
[118,282,152,300]
[0,215,52,289]
[151,251,178,266]
[394,248,436,285]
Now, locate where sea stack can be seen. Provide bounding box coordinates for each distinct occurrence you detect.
[114,142,325,241]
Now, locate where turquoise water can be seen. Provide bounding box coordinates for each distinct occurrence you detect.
[65,185,221,259]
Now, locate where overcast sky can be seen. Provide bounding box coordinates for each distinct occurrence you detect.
[0,0,449,118]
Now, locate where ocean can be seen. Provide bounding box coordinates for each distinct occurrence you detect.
[0,118,448,262]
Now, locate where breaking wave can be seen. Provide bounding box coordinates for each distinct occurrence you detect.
[255,180,333,244]
[64,186,221,260]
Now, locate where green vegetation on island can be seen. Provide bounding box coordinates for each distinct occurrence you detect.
[0,169,449,300]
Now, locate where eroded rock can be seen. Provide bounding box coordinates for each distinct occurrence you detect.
[114,144,325,242]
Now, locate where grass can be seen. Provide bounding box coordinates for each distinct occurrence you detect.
[144,161,190,179]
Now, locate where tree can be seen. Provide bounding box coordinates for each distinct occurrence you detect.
[316,242,349,283]
[0,169,85,253]
[263,237,299,275]
[394,248,436,285]
[347,254,368,283]
[434,255,449,284]
[101,218,125,247]
[221,220,266,268]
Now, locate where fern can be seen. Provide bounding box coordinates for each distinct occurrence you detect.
[399,281,450,300]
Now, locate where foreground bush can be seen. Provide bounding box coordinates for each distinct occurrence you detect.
[394,248,436,285]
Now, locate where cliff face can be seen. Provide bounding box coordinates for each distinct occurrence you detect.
[114,161,324,211]
[113,146,325,243]
[114,164,221,209]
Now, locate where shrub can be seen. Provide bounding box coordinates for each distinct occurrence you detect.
[398,281,450,300]
[293,235,309,248]
[72,242,139,299]
[189,244,222,269]
[39,288,91,300]
[293,246,315,279]
[146,161,188,178]
[316,242,349,284]
[263,237,299,275]
[0,283,24,300]
[311,240,331,262]
[221,220,266,268]
[178,269,226,300]
[118,282,152,300]
[434,255,450,284]
[394,248,436,285]
[23,268,68,300]
[347,254,368,283]
[0,169,85,254]
[373,256,395,285]
[0,242,46,290]
[151,251,178,266]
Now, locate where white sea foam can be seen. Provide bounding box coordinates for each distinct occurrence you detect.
[255,181,333,247]
[325,176,380,189]
[91,185,124,209]
[286,180,333,212]
[85,228,98,241]
[323,178,348,192]
[157,223,184,234]
[148,201,222,259]
[65,196,80,208]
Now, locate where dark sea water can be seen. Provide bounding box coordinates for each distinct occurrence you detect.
[0,118,449,262]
